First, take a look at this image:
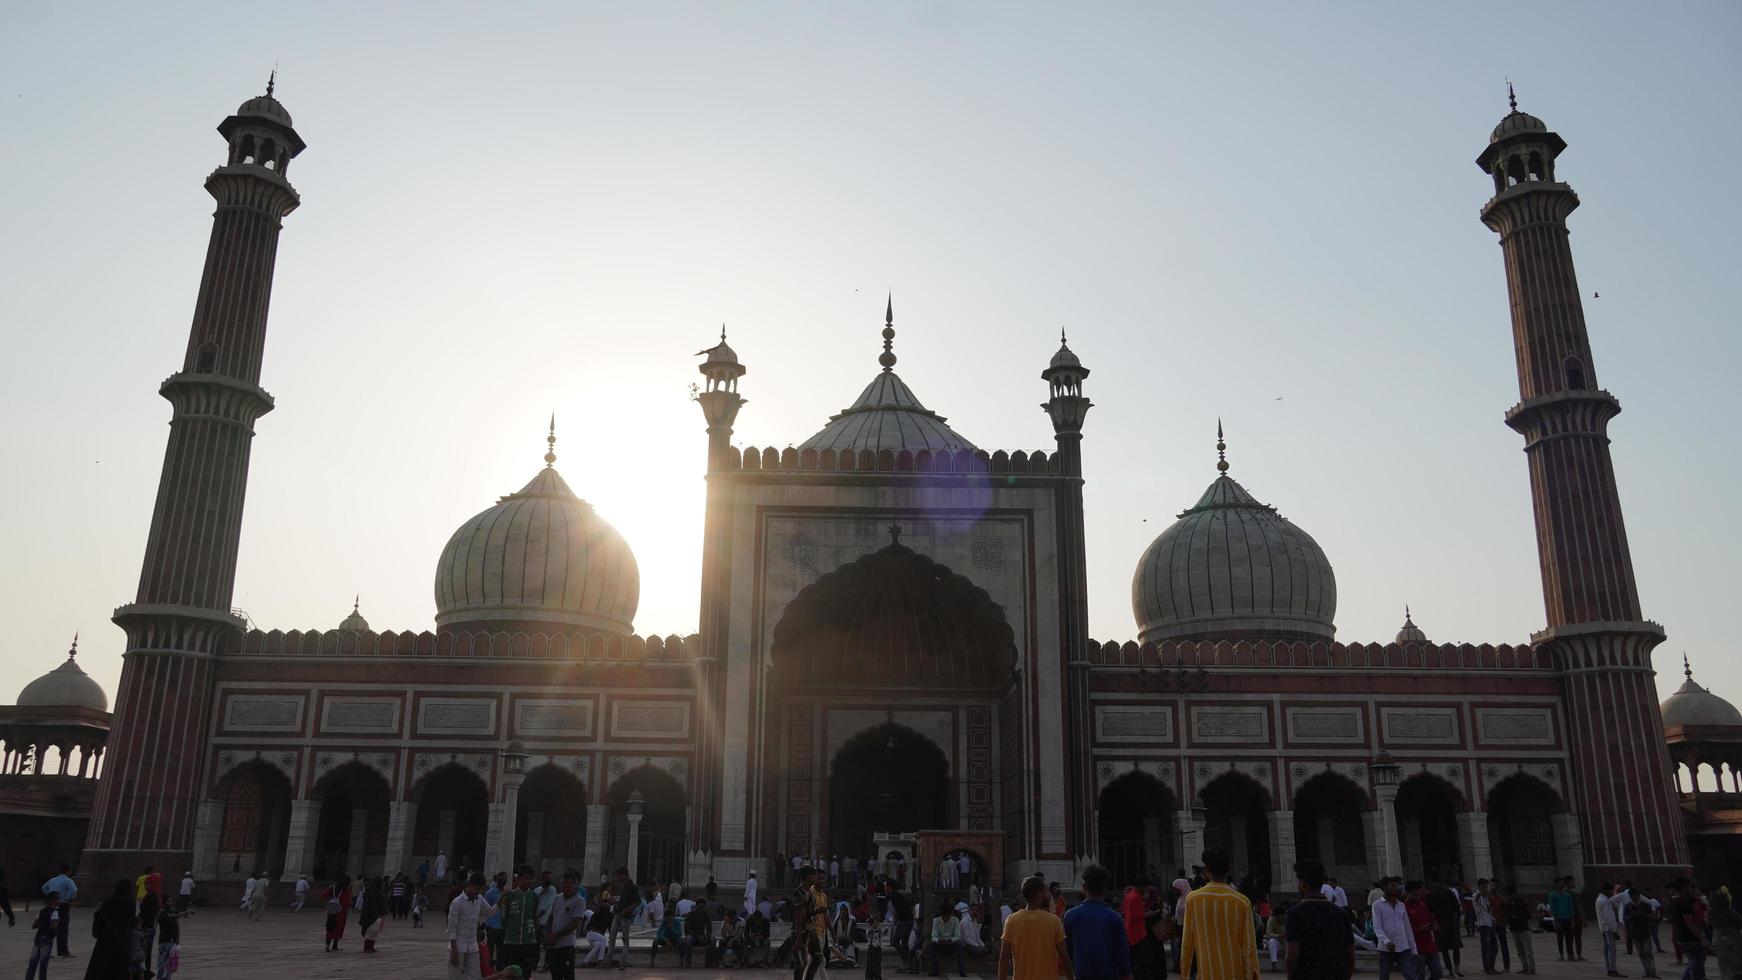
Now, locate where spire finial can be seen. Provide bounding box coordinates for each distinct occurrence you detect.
[267,69,276,99]
[69,632,78,660]
[721,323,727,343]
[1507,79,1517,113]
[544,414,557,467]
[887,523,904,546]
[352,594,360,613]
[1060,327,1068,345]
[1216,419,1229,475]
[1405,604,1412,622]
[878,293,897,372]
[1685,652,1693,681]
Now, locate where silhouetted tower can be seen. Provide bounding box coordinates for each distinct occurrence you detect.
[85,81,305,875]
[1042,332,1096,860]
[1478,89,1686,876]
[690,326,747,876]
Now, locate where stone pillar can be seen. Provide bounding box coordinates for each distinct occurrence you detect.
[281,799,318,882]
[1269,809,1296,893]
[1551,811,1583,882]
[1178,809,1202,870]
[500,780,523,872]
[525,812,545,871]
[192,799,224,879]
[347,808,368,876]
[483,803,507,875]
[583,804,608,880]
[1457,810,1492,882]
[384,801,417,877]
[1374,785,1402,879]
[625,795,646,882]
[1363,812,1386,881]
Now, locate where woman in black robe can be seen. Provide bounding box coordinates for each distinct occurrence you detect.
[83,879,135,980]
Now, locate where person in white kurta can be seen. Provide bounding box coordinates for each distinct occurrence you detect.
[742,871,759,916]
[239,874,259,909]
[434,852,449,882]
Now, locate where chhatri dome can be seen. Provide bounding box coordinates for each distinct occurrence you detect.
[798,297,978,455]
[1660,656,1742,728]
[338,596,369,632]
[1131,426,1338,643]
[1395,607,1428,644]
[17,636,109,712]
[434,420,639,635]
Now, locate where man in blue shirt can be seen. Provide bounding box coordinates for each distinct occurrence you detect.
[41,866,77,957]
[1062,865,1132,980]
[484,871,507,958]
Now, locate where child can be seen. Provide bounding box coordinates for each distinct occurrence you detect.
[27,891,60,980]
[157,905,182,980]
[411,889,426,928]
[128,916,150,980]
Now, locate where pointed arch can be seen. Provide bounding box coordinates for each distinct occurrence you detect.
[1098,770,1177,887]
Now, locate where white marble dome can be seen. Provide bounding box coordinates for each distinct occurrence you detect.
[1490,110,1547,144]
[434,464,639,635]
[1661,661,1742,728]
[18,645,109,712]
[1132,473,1337,643]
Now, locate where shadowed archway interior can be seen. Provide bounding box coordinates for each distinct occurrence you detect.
[1098,771,1176,887]
[829,722,951,856]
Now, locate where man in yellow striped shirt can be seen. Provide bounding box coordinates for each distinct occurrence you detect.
[1179,847,1261,980]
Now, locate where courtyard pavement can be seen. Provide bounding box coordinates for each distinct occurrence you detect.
[0,905,1660,980]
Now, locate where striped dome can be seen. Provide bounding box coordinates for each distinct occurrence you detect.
[1132,474,1337,643]
[798,371,977,454]
[434,466,638,634]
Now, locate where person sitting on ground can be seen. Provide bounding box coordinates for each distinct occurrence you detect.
[929,903,968,977]
[720,907,746,966]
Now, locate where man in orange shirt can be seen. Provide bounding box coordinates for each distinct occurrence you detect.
[999,875,1074,980]
[1179,847,1261,980]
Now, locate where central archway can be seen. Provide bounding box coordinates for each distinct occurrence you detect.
[516,764,587,873]
[1200,772,1271,892]
[217,761,293,879]
[410,764,489,877]
[828,722,951,857]
[1395,773,1463,884]
[1098,771,1176,888]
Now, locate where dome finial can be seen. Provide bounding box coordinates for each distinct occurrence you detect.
[1216,419,1229,475]
[69,632,78,660]
[1685,652,1694,681]
[267,68,276,99]
[544,413,557,467]
[721,323,728,343]
[1405,604,1413,625]
[1507,79,1517,113]
[352,594,360,613]
[878,293,897,372]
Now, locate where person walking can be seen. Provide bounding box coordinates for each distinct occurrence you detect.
[26,892,62,980]
[744,869,760,918]
[1668,878,1710,980]
[323,876,354,951]
[434,852,449,884]
[1061,865,1130,980]
[84,879,135,980]
[1428,882,1464,977]
[1371,878,1417,980]
[42,866,77,958]
[249,872,270,920]
[1549,880,1576,962]
[1132,909,1173,980]
[1407,882,1445,980]
[998,875,1072,980]
[359,877,388,953]
[1626,888,1660,979]
[1596,882,1627,979]
[1180,847,1261,980]
[0,868,16,928]
[448,873,501,980]
[1474,880,1500,975]
[155,905,181,980]
[499,868,542,977]
[1503,886,1536,975]
[1286,860,1353,980]
[792,866,831,980]
[1709,893,1741,980]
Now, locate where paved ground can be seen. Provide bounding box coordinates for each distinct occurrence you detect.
[0,905,1662,980]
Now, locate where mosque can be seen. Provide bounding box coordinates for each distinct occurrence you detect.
[6,82,1742,898]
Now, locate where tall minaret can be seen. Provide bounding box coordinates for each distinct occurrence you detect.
[1042,332,1095,865]
[1478,90,1686,877]
[690,326,746,879]
[84,81,305,876]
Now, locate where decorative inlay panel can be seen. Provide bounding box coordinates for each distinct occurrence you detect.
[516,700,594,736]
[225,695,303,732]
[611,701,691,739]
[1191,706,1268,743]
[966,705,994,829]
[1381,707,1459,744]
[1286,707,1364,744]
[1476,708,1554,745]
[418,698,496,735]
[1094,758,1179,793]
[322,697,400,734]
[1095,706,1174,743]
[1478,760,1565,801]
[1285,760,1369,798]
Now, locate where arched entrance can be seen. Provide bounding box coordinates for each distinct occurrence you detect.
[411,764,489,877]
[765,535,1019,863]
[1395,773,1463,884]
[607,766,686,886]
[217,761,293,878]
[1200,772,1271,891]
[829,723,951,857]
[312,762,390,880]
[1293,772,1368,884]
[1098,771,1176,888]
[1487,775,1560,893]
[516,764,588,874]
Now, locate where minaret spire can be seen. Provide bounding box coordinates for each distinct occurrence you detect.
[1216,420,1229,475]
[1507,80,1517,113]
[69,632,78,660]
[545,413,557,467]
[1685,652,1693,682]
[266,69,276,98]
[879,293,897,372]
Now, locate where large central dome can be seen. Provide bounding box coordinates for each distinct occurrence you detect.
[434,437,638,635]
[1132,441,1336,643]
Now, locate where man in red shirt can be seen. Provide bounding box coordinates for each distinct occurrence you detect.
[1123,883,1148,947]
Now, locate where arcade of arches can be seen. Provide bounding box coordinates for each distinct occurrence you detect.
[1090,768,1570,892]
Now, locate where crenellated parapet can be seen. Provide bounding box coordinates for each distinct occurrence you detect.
[234,627,701,662]
[1083,637,1548,670]
[725,444,1059,475]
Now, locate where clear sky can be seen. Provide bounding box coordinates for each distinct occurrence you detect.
[2,3,1738,712]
